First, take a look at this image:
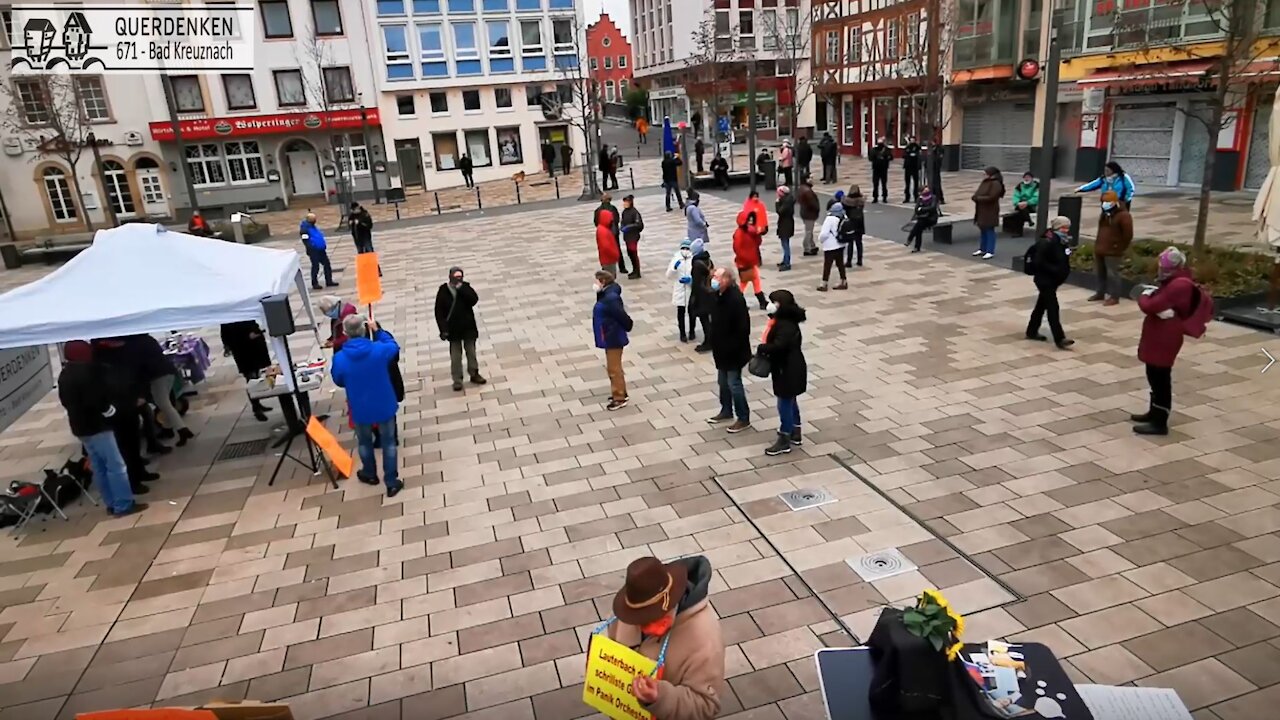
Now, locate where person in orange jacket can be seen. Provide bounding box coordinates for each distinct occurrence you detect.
[733,198,768,310]
[637,116,650,144]
[596,203,621,276]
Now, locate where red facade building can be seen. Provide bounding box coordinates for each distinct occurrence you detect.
[586,13,634,105]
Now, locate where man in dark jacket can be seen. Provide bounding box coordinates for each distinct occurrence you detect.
[902,136,922,203]
[690,249,715,352]
[58,341,146,517]
[694,137,706,174]
[759,290,807,455]
[707,267,751,432]
[598,146,616,191]
[593,271,633,411]
[349,202,374,253]
[332,314,404,496]
[621,195,644,279]
[460,154,475,189]
[818,133,838,183]
[1026,217,1075,350]
[710,153,730,190]
[868,136,892,203]
[434,266,487,392]
[796,137,814,182]
[595,193,628,274]
[796,180,821,256]
[560,143,572,176]
[542,141,557,177]
[91,338,159,493]
[221,321,272,421]
[928,141,946,204]
[662,152,685,212]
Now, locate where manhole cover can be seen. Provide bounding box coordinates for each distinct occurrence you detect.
[779,488,834,511]
[215,438,271,463]
[847,548,917,582]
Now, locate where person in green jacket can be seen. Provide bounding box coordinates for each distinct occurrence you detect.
[1011,172,1040,237]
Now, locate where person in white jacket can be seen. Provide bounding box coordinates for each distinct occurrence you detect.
[667,239,696,342]
[817,196,848,291]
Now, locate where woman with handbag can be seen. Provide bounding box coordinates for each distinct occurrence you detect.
[756,290,807,456]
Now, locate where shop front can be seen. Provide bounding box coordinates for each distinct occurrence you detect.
[148,109,388,215]
[648,86,691,126]
[955,84,1035,172]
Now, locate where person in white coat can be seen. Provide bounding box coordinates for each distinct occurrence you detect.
[667,239,696,342]
[817,196,848,291]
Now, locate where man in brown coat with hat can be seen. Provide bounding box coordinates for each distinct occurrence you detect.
[605,556,724,720]
[1090,189,1133,306]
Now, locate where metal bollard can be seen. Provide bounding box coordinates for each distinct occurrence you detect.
[434,192,442,215]
[554,176,560,199]
[394,201,401,221]
[476,187,482,210]
[515,180,522,204]
[629,167,635,189]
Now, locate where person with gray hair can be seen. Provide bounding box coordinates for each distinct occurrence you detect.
[331,313,404,496]
[1025,216,1075,349]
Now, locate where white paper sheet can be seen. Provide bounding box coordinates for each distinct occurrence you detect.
[1075,684,1193,720]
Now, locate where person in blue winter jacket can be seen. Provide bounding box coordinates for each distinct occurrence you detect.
[331,314,403,496]
[300,212,337,289]
[1077,161,1136,209]
[593,271,633,411]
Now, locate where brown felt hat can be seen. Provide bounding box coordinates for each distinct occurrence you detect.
[614,557,689,626]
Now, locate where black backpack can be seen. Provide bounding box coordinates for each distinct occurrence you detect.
[838,213,861,244]
[1022,243,1037,276]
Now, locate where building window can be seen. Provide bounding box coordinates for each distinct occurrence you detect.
[846,27,860,64]
[101,160,135,216]
[42,166,78,222]
[323,67,354,104]
[886,19,899,60]
[604,56,612,69]
[333,132,369,175]
[738,10,754,50]
[13,79,49,124]
[602,35,611,47]
[396,94,416,116]
[383,25,413,79]
[221,74,256,110]
[824,30,839,66]
[551,18,573,52]
[464,128,492,167]
[416,23,446,77]
[448,0,475,11]
[413,0,441,12]
[521,20,543,54]
[619,79,628,95]
[516,0,540,10]
[273,70,305,106]
[74,76,110,120]
[590,57,598,70]
[605,80,615,103]
[1,10,12,50]
[618,55,626,68]
[433,131,459,170]
[488,20,513,56]
[186,144,226,186]
[907,12,921,57]
[225,140,266,184]
[714,10,730,51]
[170,75,204,112]
[463,89,481,111]
[310,0,343,35]
[483,0,509,10]
[429,91,448,113]
[260,0,293,38]
[495,87,512,108]
[762,9,777,50]
[454,21,479,58]
[496,126,522,165]
[526,85,544,107]
[376,0,405,16]
[136,157,164,205]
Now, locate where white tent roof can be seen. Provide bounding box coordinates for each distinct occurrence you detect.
[0,223,302,349]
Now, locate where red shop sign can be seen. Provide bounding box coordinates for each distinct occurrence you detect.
[149,108,381,141]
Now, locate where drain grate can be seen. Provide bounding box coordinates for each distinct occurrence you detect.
[215,438,271,463]
[779,488,835,511]
[847,548,918,582]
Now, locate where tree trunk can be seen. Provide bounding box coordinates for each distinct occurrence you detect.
[1193,85,1230,258]
[65,158,94,232]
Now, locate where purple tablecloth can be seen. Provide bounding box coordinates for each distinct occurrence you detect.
[165,336,211,384]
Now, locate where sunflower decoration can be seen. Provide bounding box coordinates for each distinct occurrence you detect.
[902,589,966,661]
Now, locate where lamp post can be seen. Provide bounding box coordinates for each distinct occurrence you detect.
[747,57,758,194]
[160,74,200,215]
[1034,0,1069,239]
[359,101,381,204]
[86,131,118,227]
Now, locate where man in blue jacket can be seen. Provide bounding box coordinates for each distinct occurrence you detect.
[331,314,403,495]
[300,212,337,290]
[592,270,633,411]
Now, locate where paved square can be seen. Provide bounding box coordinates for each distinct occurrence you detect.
[1,192,1279,720]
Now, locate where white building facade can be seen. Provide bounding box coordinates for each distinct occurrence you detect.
[369,0,586,191]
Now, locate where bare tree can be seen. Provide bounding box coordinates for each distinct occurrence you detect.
[295,21,359,210]
[0,75,98,230]
[894,1,956,181]
[1120,0,1278,254]
[686,10,741,142]
[541,14,600,198]
[760,6,814,137]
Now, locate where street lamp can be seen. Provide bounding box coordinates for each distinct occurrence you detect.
[1034,0,1071,239]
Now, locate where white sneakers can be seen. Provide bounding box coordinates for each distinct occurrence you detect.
[971,250,983,256]
[982,252,994,260]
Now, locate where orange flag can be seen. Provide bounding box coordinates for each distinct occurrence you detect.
[355,253,382,306]
[306,416,353,478]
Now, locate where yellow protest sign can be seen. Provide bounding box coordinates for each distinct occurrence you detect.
[355,252,382,306]
[306,416,353,478]
[582,633,657,720]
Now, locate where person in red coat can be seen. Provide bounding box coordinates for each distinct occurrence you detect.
[596,204,621,276]
[1133,247,1196,436]
[733,199,767,310]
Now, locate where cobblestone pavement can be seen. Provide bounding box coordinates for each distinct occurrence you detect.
[2,194,1280,720]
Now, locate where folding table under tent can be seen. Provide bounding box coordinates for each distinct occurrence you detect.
[0,223,323,366]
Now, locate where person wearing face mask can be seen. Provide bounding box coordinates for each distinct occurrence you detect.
[1010,172,1039,237]
[1091,190,1133,306]
[685,190,710,254]
[667,240,697,343]
[1025,217,1075,350]
[757,290,808,456]
[1078,160,1136,210]
[903,135,922,203]
[317,295,358,351]
[434,267,487,392]
[817,196,848,291]
[868,136,893,203]
[971,166,1005,260]
[689,248,716,353]
[733,200,768,310]
[593,271,634,411]
[602,555,724,720]
[708,267,752,433]
[775,185,796,271]
[904,185,940,252]
[841,185,866,268]
[621,195,646,279]
[1132,247,1203,436]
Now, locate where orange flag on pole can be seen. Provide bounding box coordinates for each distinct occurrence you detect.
[306,416,353,478]
[355,253,382,306]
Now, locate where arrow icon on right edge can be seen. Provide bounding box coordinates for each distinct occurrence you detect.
[1265,348,1276,375]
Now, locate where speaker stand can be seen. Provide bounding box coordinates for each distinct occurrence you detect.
[268,340,338,490]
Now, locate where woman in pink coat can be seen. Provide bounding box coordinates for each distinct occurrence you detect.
[1133,248,1197,436]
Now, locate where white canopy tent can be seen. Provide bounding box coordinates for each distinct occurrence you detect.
[0,223,322,388]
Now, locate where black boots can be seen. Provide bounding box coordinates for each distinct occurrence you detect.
[755,292,768,310]
[176,428,195,447]
[251,398,271,422]
[765,433,792,456]
[1131,406,1170,436]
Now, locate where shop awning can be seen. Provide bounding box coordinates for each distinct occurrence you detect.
[1077,60,1215,89]
[1240,58,1280,77]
